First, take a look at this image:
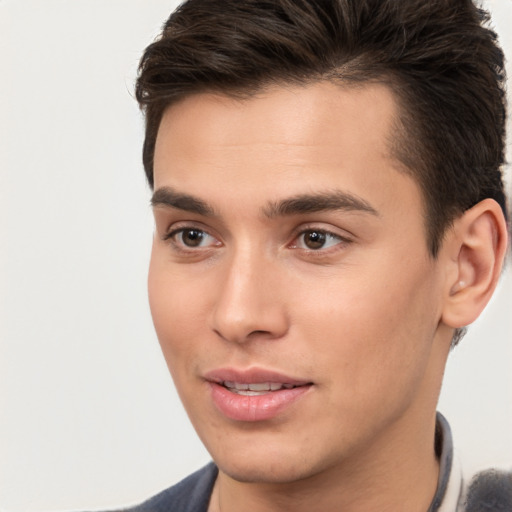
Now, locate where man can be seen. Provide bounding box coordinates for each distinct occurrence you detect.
[130,0,510,510]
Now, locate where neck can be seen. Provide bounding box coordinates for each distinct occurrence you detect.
[210,412,440,512]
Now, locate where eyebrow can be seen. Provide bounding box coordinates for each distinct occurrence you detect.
[263,191,379,218]
[151,187,379,219]
[151,187,215,216]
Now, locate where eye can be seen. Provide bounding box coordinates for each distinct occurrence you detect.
[165,227,219,249]
[294,229,345,251]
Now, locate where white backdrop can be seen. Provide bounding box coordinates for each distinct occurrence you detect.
[1,1,511,510]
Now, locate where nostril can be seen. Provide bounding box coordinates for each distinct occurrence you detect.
[248,330,271,337]
[213,327,282,344]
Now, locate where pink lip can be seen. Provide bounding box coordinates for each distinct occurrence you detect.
[204,368,313,422]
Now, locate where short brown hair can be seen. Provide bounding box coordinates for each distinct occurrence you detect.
[136,0,508,257]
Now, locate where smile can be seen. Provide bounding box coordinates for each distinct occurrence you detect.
[205,369,313,422]
[222,381,298,395]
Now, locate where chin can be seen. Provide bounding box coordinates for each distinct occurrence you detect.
[219,459,317,485]
[210,439,334,485]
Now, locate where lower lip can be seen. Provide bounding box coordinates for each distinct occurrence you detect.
[209,382,311,422]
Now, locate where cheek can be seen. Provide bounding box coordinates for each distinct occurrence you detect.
[292,259,439,393]
[148,252,207,368]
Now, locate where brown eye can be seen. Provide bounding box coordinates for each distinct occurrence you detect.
[164,226,220,251]
[179,229,205,247]
[294,229,345,251]
[303,230,327,249]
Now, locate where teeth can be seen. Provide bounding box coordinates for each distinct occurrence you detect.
[232,390,268,396]
[247,382,272,391]
[223,381,296,394]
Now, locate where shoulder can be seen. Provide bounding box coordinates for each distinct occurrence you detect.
[121,462,218,512]
[460,467,512,512]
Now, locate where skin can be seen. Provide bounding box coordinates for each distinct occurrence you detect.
[148,82,499,511]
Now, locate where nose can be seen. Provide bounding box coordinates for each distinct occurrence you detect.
[210,248,289,344]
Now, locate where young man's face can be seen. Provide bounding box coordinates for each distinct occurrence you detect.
[149,82,451,483]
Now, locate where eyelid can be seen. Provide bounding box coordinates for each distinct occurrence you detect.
[291,223,353,241]
[162,220,213,239]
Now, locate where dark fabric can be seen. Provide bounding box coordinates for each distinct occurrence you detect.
[464,469,512,511]
[121,463,217,512]
[428,412,454,511]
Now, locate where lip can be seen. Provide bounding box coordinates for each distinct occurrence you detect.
[204,368,313,422]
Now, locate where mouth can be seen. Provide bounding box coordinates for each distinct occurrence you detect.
[205,368,313,422]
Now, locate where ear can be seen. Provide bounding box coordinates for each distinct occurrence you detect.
[441,199,509,329]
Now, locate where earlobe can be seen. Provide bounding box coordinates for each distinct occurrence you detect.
[441,199,508,329]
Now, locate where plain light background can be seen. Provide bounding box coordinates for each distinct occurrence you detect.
[1,1,511,510]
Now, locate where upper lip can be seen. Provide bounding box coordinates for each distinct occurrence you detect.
[204,367,312,386]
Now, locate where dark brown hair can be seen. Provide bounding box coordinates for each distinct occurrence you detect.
[136,0,508,258]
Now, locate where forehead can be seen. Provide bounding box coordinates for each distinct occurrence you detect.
[153,82,421,224]
[155,81,398,163]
